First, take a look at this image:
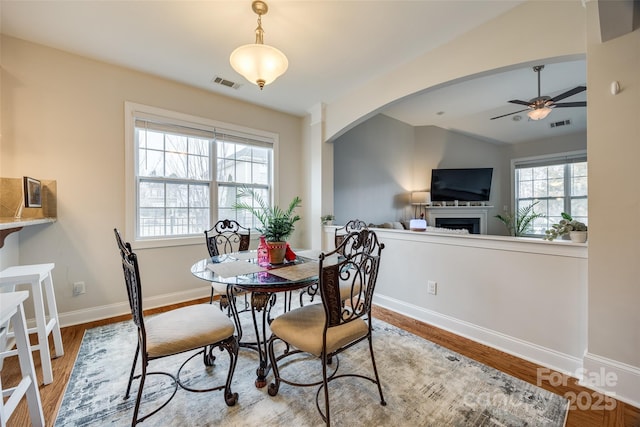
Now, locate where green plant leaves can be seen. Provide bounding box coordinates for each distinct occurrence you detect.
[543,212,587,240]
[233,187,302,242]
[495,201,544,237]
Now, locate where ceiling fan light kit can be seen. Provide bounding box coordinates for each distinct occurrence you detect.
[527,107,552,121]
[230,1,288,90]
[491,65,587,121]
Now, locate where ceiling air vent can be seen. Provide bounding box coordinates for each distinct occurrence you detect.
[550,119,571,129]
[212,76,241,90]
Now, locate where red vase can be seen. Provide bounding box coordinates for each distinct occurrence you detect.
[257,236,269,267]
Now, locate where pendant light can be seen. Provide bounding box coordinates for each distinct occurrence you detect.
[229,1,288,90]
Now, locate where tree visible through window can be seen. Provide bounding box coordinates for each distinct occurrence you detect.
[136,123,212,238]
[128,104,275,243]
[514,153,587,236]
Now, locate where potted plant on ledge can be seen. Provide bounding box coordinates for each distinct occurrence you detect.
[495,201,545,237]
[234,187,302,264]
[321,214,335,226]
[543,212,588,243]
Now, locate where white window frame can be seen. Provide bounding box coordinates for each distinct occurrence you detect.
[510,150,587,237]
[125,102,278,249]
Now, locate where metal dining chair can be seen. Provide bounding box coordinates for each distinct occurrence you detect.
[299,219,370,306]
[204,219,251,305]
[267,229,386,426]
[114,228,239,425]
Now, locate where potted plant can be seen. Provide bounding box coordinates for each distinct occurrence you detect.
[234,187,302,264]
[543,212,588,242]
[321,214,335,226]
[495,201,545,237]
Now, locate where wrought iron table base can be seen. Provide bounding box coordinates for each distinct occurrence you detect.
[227,286,302,388]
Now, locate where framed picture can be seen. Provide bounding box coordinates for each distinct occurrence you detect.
[23,176,42,208]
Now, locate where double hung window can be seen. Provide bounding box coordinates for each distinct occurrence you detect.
[513,151,587,236]
[135,119,213,238]
[126,103,274,246]
[216,132,272,231]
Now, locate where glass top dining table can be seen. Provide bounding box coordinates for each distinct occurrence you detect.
[190,249,322,293]
[191,249,322,388]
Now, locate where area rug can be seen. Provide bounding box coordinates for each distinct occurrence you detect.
[55,308,568,426]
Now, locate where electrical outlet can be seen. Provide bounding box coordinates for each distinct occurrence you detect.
[427,280,437,295]
[73,281,86,296]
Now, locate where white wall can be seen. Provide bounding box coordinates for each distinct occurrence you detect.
[505,131,587,160]
[0,36,304,320]
[326,227,588,375]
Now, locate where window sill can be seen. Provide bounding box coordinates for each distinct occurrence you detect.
[131,235,203,250]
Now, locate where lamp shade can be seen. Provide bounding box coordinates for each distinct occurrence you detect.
[527,107,552,121]
[230,43,288,89]
[411,191,431,205]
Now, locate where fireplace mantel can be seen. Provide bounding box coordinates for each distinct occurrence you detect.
[425,206,493,234]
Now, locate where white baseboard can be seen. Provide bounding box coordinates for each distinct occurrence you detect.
[373,293,584,376]
[582,352,640,408]
[57,288,210,327]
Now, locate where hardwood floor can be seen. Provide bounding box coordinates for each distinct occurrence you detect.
[372,306,640,427]
[2,300,639,426]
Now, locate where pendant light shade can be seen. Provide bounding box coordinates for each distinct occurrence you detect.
[230,43,288,89]
[230,1,288,89]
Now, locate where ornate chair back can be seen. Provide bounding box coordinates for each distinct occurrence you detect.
[113,228,239,425]
[267,228,386,426]
[320,229,383,326]
[205,220,251,257]
[334,219,368,252]
[114,228,146,344]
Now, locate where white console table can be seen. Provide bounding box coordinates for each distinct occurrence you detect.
[425,206,493,234]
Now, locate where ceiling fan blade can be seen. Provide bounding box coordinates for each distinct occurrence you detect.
[508,99,531,107]
[490,109,529,120]
[550,86,586,102]
[553,101,587,108]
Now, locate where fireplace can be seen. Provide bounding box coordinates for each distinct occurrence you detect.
[425,206,491,234]
[435,217,481,234]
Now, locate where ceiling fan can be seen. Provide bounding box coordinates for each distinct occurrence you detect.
[490,65,586,120]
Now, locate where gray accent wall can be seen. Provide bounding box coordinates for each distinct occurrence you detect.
[333,114,415,226]
[334,114,586,235]
[413,125,505,235]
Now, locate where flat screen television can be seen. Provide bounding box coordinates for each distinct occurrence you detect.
[430,168,493,202]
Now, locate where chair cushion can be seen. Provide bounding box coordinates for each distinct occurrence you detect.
[270,304,368,357]
[145,304,235,358]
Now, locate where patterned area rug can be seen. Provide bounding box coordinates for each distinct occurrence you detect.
[55,307,568,426]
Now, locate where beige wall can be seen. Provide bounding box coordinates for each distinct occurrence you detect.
[586,1,640,373]
[1,36,304,316]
